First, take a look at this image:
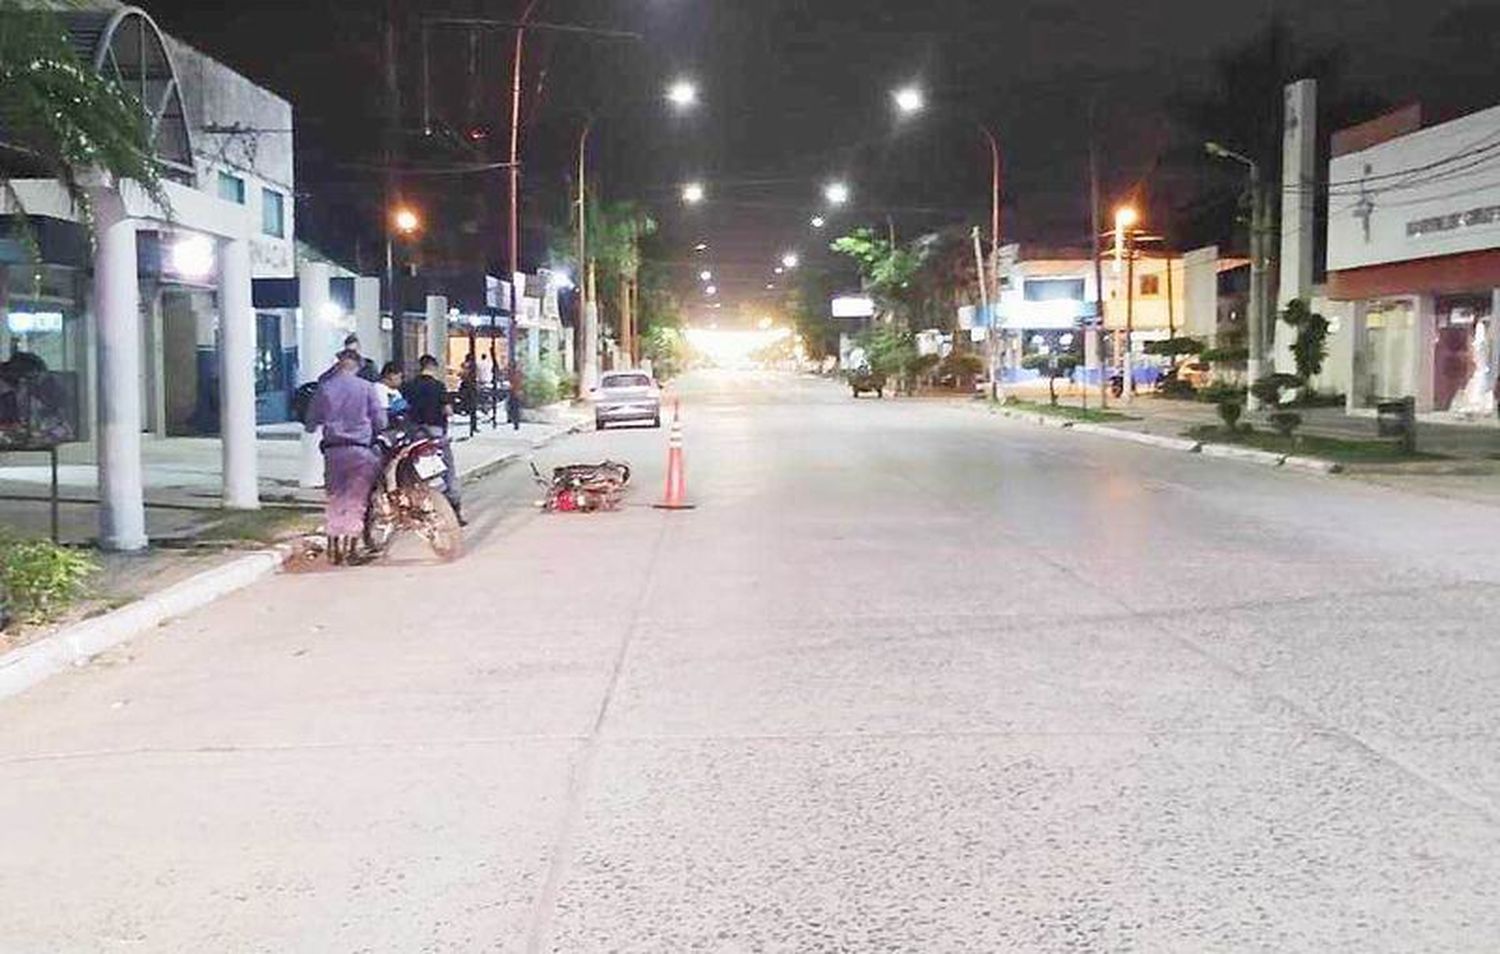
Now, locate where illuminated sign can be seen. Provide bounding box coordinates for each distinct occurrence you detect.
[6,311,64,334]
[831,295,876,318]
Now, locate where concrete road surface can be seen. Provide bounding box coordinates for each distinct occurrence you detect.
[4,370,1500,952]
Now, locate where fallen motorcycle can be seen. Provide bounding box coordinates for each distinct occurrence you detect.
[533,460,631,513]
[363,427,463,561]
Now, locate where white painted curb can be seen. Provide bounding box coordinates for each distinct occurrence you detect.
[0,546,290,702]
[1070,423,1201,453]
[1200,443,1286,467]
[1283,454,1344,475]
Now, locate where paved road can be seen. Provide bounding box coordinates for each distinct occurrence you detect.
[4,370,1500,952]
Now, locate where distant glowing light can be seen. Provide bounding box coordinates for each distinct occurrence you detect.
[810,215,826,228]
[700,270,713,282]
[705,285,718,296]
[169,235,215,280]
[781,252,800,269]
[666,79,699,109]
[392,207,420,234]
[682,182,706,205]
[893,85,926,115]
[824,181,850,206]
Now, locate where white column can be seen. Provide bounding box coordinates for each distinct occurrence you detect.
[298,261,331,489]
[92,193,147,552]
[527,324,541,367]
[425,295,448,364]
[355,276,383,367]
[1415,293,1436,412]
[562,326,576,375]
[1276,79,1318,374]
[218,237,259,510]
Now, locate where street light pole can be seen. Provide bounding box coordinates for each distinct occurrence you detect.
[577,117,595,389]
[504,0,544,432]
[1207,141,1265,409]
[978,123,1003,399]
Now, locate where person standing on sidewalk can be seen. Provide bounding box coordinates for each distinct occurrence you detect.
[402,354,464,525]
[306,350,386,565]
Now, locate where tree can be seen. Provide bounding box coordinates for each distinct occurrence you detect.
[0,1,168,239]
[831,228,920,323]
[1280,298,1330,383]
[1022,352,1080,406]
[784,266,841,360]
[587,199,656,361]
[857,325,917,390]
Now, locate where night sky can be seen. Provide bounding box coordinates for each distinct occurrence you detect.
[146,0,1497,322]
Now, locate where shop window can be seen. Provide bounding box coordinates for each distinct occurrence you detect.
[218,172,245,205]
[1139,274,1160,296]
[1024,278,1085,302]
[261,188,285,238]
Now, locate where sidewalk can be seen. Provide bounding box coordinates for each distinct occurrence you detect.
[0,410,589,544]
[1027,388,1500,461]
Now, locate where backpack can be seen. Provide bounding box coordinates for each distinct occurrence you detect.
[291,381,320,425]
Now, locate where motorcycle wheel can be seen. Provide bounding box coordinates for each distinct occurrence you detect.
[411,485,464,562]
[363,494,397,555]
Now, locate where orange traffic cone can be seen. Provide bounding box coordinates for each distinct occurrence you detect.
[654,399,696,511]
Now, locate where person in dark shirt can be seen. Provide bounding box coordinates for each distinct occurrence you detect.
[401,354,462,522]
[321,334,380,384]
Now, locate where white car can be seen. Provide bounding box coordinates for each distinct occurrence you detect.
[592,371,662,429]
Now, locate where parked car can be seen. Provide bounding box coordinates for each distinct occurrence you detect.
[591,371,662,429]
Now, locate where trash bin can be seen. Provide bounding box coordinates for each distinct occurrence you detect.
[1375,397,1416,453]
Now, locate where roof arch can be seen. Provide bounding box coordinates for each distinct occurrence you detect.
[68,6,195,181]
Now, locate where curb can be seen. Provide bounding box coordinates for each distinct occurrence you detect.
[1199,443,1286,467]
[1070,423,1202,453]
[0,545,293,703]
[986,404,1348,475]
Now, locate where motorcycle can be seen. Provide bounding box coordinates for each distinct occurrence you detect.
[533,460,631,513]
[363,427,463,561]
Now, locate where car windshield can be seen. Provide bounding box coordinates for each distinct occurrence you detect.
[602,374,652,389]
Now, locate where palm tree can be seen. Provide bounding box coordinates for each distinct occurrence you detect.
[587,198,656,365]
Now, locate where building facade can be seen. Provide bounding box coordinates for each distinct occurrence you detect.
[1325,102,1500,416]
[0,3,342,549]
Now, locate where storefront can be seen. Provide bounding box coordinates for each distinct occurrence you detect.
[1327,103,1500,415]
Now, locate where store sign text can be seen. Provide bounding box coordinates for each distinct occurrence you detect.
[1407,203,1500,239]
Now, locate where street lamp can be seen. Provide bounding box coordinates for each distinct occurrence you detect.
[682,181,706,205]
[823,181,850,206]
[1206,140,1268,403]
[1114,205,1140,402]
[891,89,1005,394]
[781,252,800,270]
[393,207,420,235]
[893,85,926,116]
[666,78,699,110]
[386,205,422,372]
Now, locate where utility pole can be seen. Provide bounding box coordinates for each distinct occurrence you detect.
[1247,162,1265,409]
[504,10,535,431]
[1090,114,1107,410]
[384,0,404,372]
[1124,235,1136,403]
